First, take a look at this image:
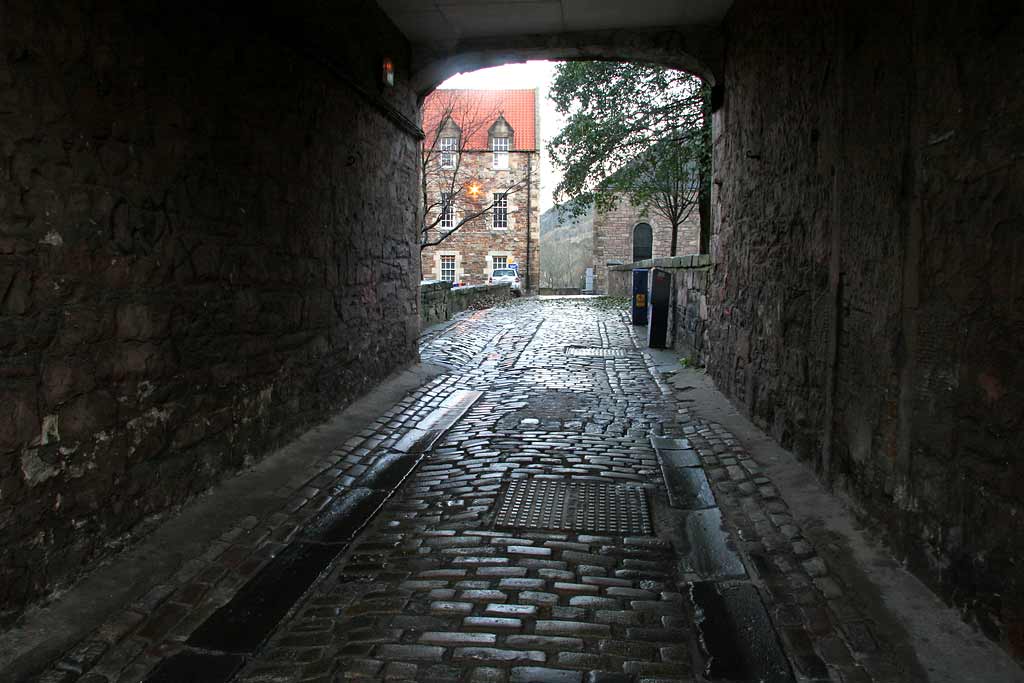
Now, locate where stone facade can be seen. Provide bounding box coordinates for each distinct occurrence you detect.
[708,0,1024,657]
[0,2,421,617]
[591,198,700,294]
[420,91,541,292]
[421,150,541,290]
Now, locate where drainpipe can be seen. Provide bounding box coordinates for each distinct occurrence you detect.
[525,153,533,292]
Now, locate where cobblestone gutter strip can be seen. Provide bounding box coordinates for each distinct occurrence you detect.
[225,300,694,683]
[679,419,907,682]
[29,381,481,683]
[626,315,913,682]
[29,300,923,683]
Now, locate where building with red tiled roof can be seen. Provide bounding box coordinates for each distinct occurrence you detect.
[421,89,537,150]
[420,89,541,293]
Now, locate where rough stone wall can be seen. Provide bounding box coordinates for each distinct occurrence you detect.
[420,281,451,326]
[420,150,541,290]
[419,281,511,326]
[447,284,512,317]
[0,1,420,617]
[609,256,711,362]
[592,197,700,293]
[665,258,712,363]
[710,0,1024,656]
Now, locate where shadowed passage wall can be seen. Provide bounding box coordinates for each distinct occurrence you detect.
[0,1,421,616]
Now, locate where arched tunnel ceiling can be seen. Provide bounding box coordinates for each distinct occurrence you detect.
[376,0,734,42]
[376,0,734,91]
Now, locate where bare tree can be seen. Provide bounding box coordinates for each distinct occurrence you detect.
[540,240,588,289]
[421,91,530,250]
[632,141,700,256]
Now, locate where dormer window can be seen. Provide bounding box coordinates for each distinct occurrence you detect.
[440,136,457,169]
[492,137,509,170]
[488,115,514,170]
[436,116,461,170]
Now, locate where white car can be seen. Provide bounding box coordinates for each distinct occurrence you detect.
[489,268,522,295]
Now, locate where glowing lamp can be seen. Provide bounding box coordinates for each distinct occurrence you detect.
[382,57,395,87]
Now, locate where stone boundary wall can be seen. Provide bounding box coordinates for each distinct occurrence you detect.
[711,0,1024,656]
[420,281,451,326]
[609,255,712,364]
[0,3,419,616]
[420,282,512,326]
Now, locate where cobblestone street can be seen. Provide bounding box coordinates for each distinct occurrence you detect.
[30,299,931,683]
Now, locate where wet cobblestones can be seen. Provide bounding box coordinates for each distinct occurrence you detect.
[32,299,914,682]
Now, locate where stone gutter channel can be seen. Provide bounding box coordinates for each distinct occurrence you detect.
[650,434,790,682]
[628,317,792,682]
[143,390,484,681]
[21,384,481,683]
[20,301,939,683]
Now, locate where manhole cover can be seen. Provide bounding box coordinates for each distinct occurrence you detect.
[495,480,653,535]
[565,346,628,358]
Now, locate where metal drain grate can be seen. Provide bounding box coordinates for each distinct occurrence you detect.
[565,346,628,358]
[495,480,653,535]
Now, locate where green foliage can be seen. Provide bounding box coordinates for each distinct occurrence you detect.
[587,295,630,311]
[547,62,712,254]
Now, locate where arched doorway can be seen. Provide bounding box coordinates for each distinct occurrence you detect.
[633,222,653,261]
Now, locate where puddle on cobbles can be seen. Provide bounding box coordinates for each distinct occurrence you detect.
[689,581,794,682]
[185,541,342,654]
[145,651,245,683]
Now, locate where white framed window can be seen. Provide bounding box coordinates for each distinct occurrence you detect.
[440,254,456,282]
[492,193,508,230]
[440,136,457,169]
[440,192,454,230]
[492,255,508,270]
[492,137,509,169]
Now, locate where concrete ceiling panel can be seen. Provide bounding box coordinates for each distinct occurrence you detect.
[378,0,733,44]
[441,3,565,39]
[560,0,725,32]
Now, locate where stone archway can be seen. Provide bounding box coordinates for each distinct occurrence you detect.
[408,28,723,96]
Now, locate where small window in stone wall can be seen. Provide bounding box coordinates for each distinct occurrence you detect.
[492,193,508,229]
[440,192,454,229]
[440,254,456,282]
[492,255,508,270]
[633,223,653,261]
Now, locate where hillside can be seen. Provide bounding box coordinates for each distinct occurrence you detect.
[540,202,594,289]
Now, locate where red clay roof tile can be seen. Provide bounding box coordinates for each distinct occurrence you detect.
[422,89,537,151]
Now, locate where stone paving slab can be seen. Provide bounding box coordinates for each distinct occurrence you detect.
[26,299,926,683]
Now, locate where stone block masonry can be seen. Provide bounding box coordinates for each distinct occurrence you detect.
[0,2,421,617]
[591,197,700,295]
[709,0,1024,657]
[420,282,512,327]
[421,150,541,291]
